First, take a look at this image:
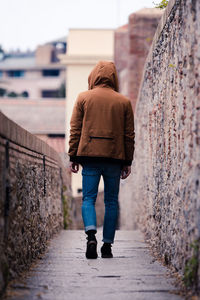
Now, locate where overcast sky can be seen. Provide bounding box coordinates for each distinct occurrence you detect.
[0,0,156,51]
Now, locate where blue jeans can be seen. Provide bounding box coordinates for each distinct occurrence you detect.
[81,162,121,243]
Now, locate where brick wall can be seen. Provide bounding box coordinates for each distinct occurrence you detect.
[114,8,162,111]
[0,112,72,294]
[114,24,129,96]
[119,0,200,289]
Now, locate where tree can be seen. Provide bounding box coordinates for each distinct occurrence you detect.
[154,0,169,9]
[0,45,5,61]
[7,91,18,98]
[58,82,66,98]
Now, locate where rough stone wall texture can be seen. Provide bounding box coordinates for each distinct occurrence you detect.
[0,112,71,294]
[119,0,200,289]
[114,8,163,111]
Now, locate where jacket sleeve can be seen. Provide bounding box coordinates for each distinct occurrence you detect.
[124,100,135,166]
[68,95,84,162]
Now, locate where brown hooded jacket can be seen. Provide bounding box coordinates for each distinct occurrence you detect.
[68,61,135,166]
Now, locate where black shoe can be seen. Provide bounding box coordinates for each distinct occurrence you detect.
[86,231,98,259]
[101,243,113,258]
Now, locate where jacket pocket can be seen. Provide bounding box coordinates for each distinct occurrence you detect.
[89,136,114,140]
[87,134,115,156]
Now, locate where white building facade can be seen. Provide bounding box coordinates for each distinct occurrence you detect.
[60,29,114,197]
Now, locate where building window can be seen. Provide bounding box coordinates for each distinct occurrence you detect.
[21,91,29,98]
[0,88,6,96]
[41,90,59,98]
[42,69,60,77]
[7,70,25,77]
[48,134,65,138]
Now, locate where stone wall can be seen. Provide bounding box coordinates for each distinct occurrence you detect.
[119,0,200,289]
[0,112,71,294]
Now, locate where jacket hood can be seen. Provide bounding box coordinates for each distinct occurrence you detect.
[88,61,119,92]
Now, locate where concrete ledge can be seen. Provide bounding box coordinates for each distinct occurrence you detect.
[60,54,113,65]
[0,112,61,163]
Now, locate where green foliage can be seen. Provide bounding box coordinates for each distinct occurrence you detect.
[2,90,29,98]
[169,63,177,69]
[146,37,153,43]
[0,44,4,56]
[7,91,18,97]
[153,0,169,9]
[62,185,72,229]
[58,82,66,98]
[183,240,199,288]
[1,255,9,292]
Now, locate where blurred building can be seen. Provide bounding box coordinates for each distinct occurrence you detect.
[0,98,65,153]
[115,8,163,112]
[0,37,67,155]
[0,37,66,99]
[60,28,114,197]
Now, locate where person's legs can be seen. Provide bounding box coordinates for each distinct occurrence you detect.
[81,163,101,258]
[81,163,101,233]
[102,163,121,245]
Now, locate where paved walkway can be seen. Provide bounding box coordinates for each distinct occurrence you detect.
[5,230,183,300]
